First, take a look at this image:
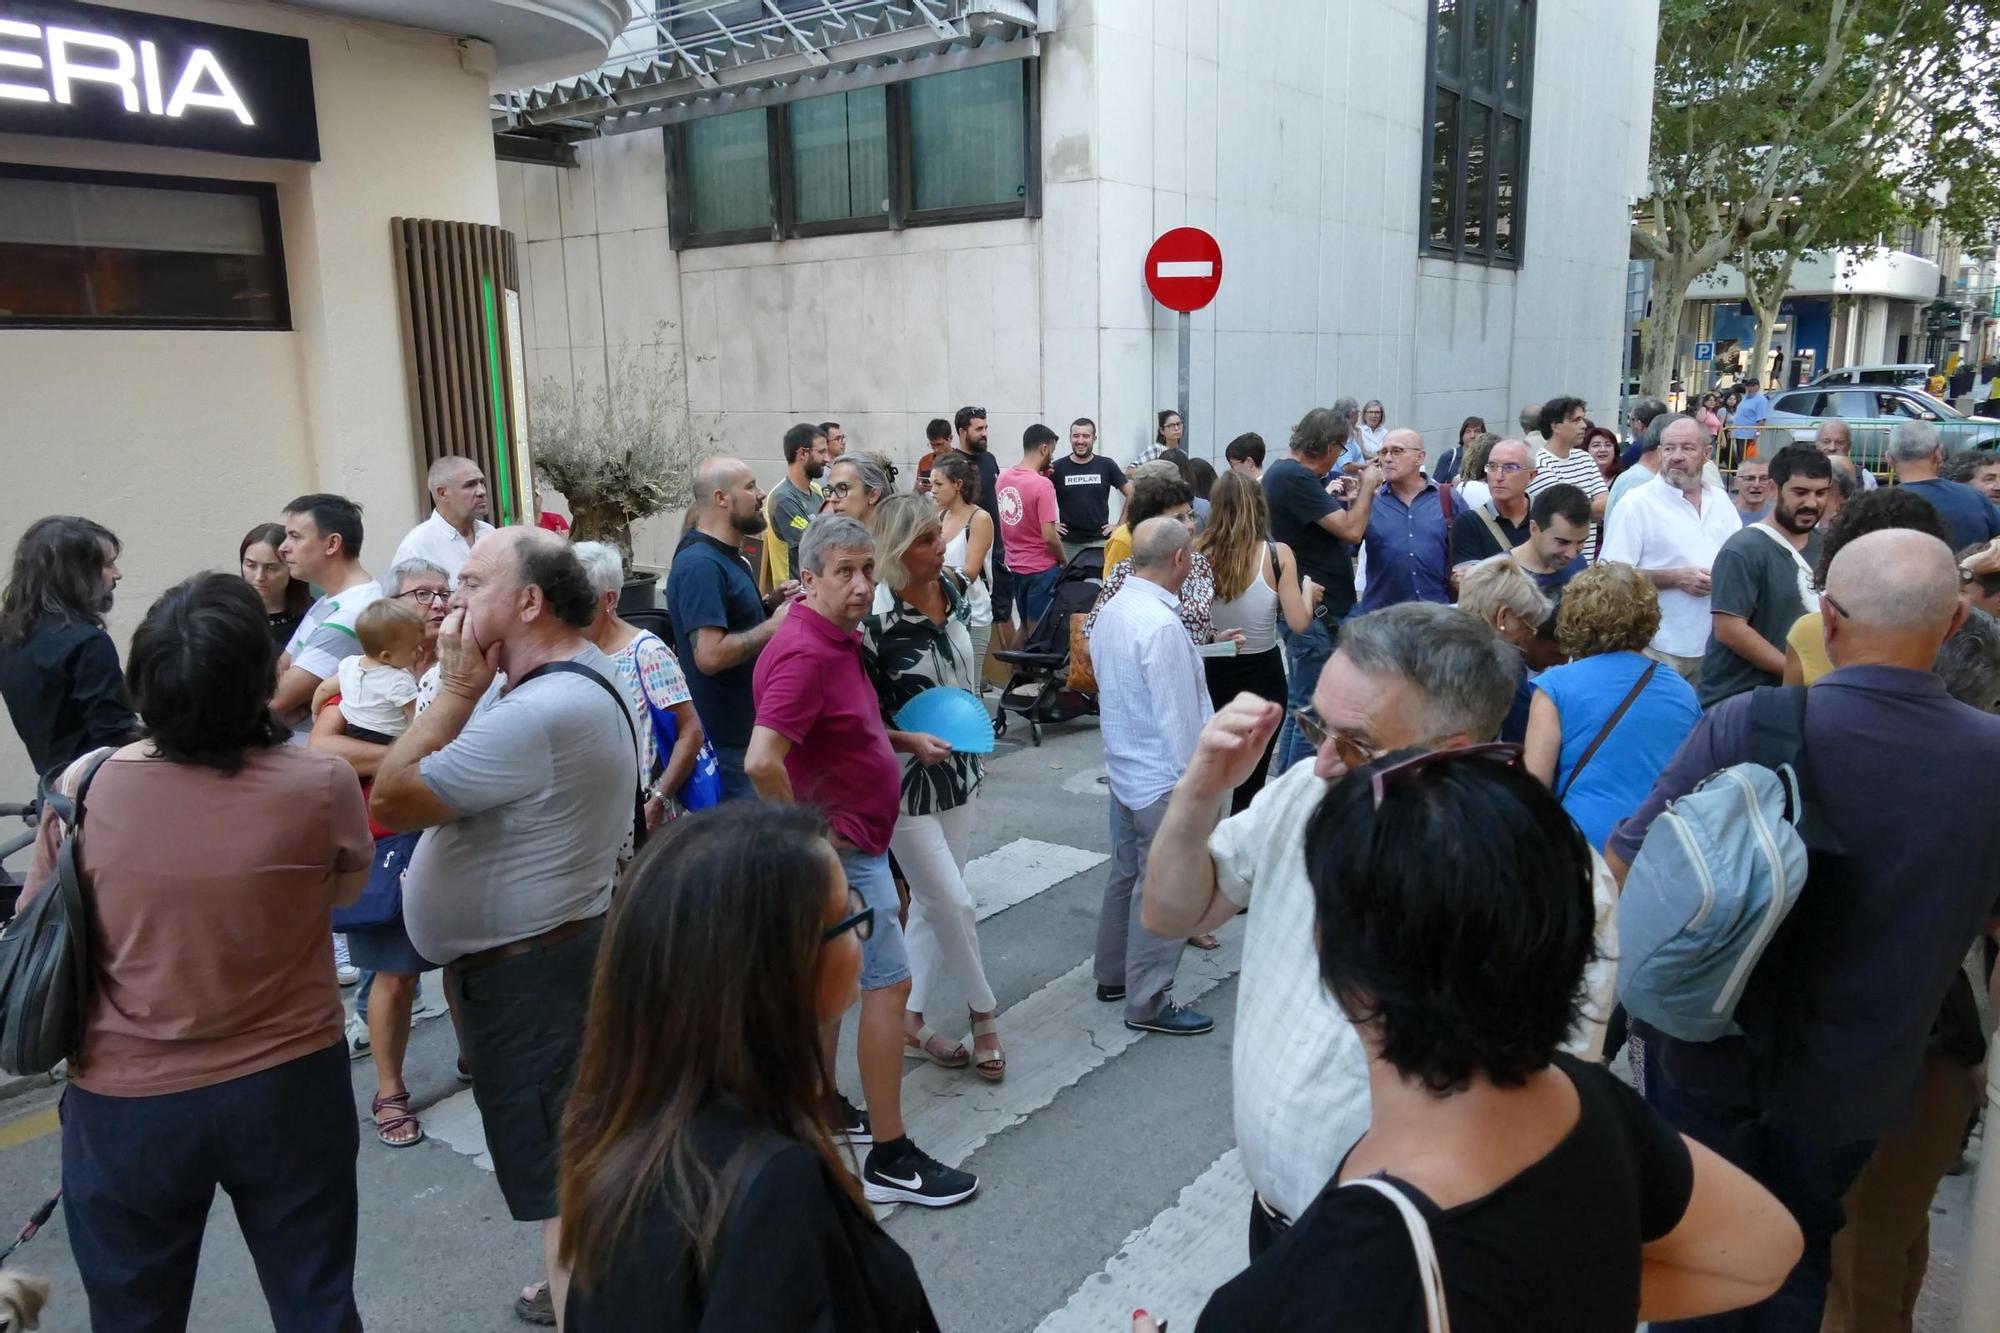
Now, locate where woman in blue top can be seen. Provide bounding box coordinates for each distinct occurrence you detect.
[1524,562,1700,852]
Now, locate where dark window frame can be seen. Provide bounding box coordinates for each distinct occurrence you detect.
[1420,0,1534,269]
[0,161,290,331]
[667,58,1039,251]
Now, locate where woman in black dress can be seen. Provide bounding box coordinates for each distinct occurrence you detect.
[561,804,940,1331]
[1159,749,1802,1333]
[239,522,311,651]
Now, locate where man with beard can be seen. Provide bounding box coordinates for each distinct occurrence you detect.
[666,457,793,800]
[1699,446,1833,705]
[766,422,829,583]
[1050,416,1130,562]
[1598,413,1741,687]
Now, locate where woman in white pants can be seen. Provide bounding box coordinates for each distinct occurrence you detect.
[862,494,1005,1081]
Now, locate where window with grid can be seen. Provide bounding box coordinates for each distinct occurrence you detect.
[669,61,1036,249]
[1423,0,1533,267]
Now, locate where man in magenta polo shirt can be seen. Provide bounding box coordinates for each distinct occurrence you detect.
[746,514,978,1210]
[996,423,1066,635]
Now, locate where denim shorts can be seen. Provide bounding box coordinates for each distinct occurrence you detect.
[838,848,911,991]
[1019,565,1063,622]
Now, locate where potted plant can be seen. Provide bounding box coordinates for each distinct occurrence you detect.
[530,331,701,608]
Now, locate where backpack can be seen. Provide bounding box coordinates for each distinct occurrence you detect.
[0,747,115,1076]
[1615,688,1816,1043]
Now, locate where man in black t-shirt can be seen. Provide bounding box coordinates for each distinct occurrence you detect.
[1450,438,1536,565]
[1263,406,1380,774]
[952,405,1010,645]
[1050,417,1129,562]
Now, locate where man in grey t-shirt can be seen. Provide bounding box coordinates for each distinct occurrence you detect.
[370,526,640,1323]
[1700,446,1832,706]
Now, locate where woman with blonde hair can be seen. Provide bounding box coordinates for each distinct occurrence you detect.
[1524,562,1700,851]
[861,494,1005,1079]
[1456,554,1553,743]
[1193,471,1320,811]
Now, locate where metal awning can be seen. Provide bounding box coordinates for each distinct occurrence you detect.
[493,0,1047,139]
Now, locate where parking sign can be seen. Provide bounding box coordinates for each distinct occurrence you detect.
[1694,341,1715,362]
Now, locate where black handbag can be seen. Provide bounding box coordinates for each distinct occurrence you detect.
[0,747,115,1076]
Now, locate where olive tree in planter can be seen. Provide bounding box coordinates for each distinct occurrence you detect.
[531,333,703,604]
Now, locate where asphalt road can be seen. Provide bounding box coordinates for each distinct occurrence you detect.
[0,716,1977,1330]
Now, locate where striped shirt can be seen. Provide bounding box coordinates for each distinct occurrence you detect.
[1527,444,1609,560]
[1087,577,1213,809]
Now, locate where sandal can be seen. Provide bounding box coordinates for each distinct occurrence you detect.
[371,1090,424,1149]
[514,1280,555,1326]
[969,1016,1006,1083]
[902,1021,969,1068]
[1189,933,1221,951]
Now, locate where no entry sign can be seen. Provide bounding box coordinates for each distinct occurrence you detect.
[1145,227,1223,312]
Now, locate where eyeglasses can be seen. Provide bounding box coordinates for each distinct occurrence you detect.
[1366,743,1525,810]
[822,886,874,943]
[396,588,450,606]
[1377,446,1418,459]
[1822,591,1852,621]
[1292,709,1388,772]
[1483,461,1525,476]
[827,481,855,499]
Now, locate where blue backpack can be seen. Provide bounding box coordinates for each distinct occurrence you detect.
[1615,688,1817,1043]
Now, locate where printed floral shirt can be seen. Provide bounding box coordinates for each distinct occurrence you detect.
[861,575,986,816]
[1082,550,1216,645]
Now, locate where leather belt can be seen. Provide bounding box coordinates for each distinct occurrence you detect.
[448,916,598,976]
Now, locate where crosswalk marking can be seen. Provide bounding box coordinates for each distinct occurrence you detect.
[965,836,1108,920]
[876,922,1243,1220]
[421,916,1245,1191]
[1034,1148,1251,1333]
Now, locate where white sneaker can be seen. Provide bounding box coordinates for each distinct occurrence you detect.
[334,935,360,987]
[345,1013,371,1060]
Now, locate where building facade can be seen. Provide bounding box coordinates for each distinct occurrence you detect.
[0,0,618,796]
[502,0,1660,570]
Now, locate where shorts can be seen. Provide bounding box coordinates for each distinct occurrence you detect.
[344,912,432,975]
[1018,566,1063,622]
[837,848,911,991]
[989,563,1017,624]
[445,916,604,1221]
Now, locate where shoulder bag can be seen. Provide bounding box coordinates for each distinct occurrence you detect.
[1342,1176,1452,1332]
[1557,661,1658,801]
[0,747,116,1076]
[332,830,422,931]
[520,659,649,850]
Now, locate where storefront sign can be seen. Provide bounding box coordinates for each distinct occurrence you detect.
[0,0,317,160]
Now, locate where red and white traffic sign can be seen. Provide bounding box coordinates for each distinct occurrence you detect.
[1144,227,1223,312]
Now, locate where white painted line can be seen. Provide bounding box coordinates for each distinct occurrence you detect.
[1154,260,1215,279]
[1034,1148,1251,1333]
[965,837,1108,921]
[878,920,1243,1220]
[422,1087,493,1172]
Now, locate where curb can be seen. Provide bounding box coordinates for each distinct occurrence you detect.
[0,1068,64,1106]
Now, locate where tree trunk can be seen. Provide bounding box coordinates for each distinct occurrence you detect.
[566,496,634,567]
[1641,256,1699,398]
[1744,250,1803,390]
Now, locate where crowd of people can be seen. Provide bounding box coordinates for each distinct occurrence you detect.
[2,385,1998,1333]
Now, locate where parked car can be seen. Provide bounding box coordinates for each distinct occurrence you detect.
[1808,363,1935,390]
[1760,385,2000,473]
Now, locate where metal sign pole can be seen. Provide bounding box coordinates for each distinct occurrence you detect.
[1178,310,1191,438]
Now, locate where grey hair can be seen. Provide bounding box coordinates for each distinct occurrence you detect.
[426,455,480,492]
[1631,396,1668,430]
[571,540,626,598]
[1289,406,1353,460]
[1330,396,1360,426]
[1456,555,1552,632]
[1131,514,1192,570]
[831,453,889,500]
[1828,455,1862,500]
[1890,419,1942,463]
[1935,608,2000,712]
[800,514,873,575]
[868,493,939,592]
[1338,602,1520,743]
[1646,411,1710,450]
[385,558,450,597]
[1518,403,1543,436]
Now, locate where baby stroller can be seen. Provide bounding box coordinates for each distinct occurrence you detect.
[993,547,1104,746]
